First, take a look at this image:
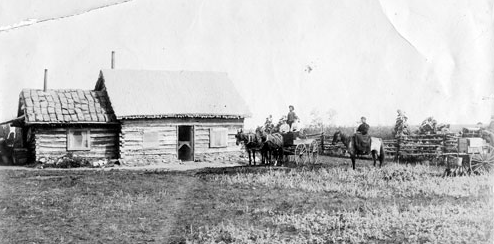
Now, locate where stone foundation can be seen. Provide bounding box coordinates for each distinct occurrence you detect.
[120,154,180,166]
[194,151,243,163]
[38,151,245,167]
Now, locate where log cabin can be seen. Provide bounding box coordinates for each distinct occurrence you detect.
[94,69,251,164]
[7,69,250,164]
[13,89,119,162]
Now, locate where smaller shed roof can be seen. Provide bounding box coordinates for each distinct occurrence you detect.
[18,89,116,124]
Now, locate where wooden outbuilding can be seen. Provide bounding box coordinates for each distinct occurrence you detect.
[94,69,251,164]
[13,89,119,161]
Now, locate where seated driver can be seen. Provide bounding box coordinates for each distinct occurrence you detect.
[279,119,290,133]
[291,120,299,132]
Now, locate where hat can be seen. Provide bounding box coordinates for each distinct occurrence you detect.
[361,116,366,120]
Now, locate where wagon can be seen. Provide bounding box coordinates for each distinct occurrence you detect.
[441,137,494,175]
[388,131,494,175]
[281,132,319,165]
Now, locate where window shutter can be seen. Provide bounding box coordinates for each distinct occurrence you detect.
[143,131,160,149]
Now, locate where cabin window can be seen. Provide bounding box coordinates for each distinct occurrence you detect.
[67,129,90,151]
[210,128,228,148]
[143,131,160,149]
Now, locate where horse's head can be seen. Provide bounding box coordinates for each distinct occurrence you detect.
[255,126,267,143]
[235,129,243,146]
[332,130,341,145]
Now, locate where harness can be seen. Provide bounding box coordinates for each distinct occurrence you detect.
[246,134,254,144]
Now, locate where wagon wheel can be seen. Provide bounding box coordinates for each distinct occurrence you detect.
[309,140,319,164]
[294,144,308,165]
[470,146,494,174]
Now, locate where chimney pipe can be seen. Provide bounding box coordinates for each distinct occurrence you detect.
[111,51,115,69]
[43,69,48,92]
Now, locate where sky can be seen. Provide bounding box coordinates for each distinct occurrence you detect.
[0,0,493,129]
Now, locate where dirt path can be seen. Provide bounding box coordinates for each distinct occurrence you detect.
[158,173,201,243]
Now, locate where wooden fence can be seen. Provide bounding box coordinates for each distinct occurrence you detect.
[304,133,360,158]
[307,132,466,160]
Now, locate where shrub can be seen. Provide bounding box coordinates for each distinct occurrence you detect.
[41,153,91,168]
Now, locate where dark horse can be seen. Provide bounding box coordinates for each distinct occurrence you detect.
[255,128,284,166]
[332,131,385,170]
[235,129,263,165]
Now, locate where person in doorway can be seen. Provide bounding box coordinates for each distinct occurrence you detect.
[356,116,369,135]
[287,105,299,130]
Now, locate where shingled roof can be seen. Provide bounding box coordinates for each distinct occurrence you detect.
[18,89,116,124]
[95,69,251,119]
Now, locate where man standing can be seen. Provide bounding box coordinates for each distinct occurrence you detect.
[287,105,299,130]
[357,116,369,135]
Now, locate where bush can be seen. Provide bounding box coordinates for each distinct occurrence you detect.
[41,153,91,168]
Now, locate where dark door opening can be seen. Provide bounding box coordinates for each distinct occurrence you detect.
[178,126,194,161]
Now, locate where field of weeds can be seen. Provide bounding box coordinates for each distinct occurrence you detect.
[0,157,492,243]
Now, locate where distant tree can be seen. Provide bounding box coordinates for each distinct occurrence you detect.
[309,109,323,130]
[307,108,337,133]
[325,109,337,127]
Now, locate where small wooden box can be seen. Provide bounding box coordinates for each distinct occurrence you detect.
[458,138,468,153]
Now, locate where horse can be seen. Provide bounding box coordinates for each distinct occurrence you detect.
[256,127,284,166]
[235,129,262,166]
[332,130,385,170]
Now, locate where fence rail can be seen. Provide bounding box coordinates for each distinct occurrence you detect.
[310,132,479,160]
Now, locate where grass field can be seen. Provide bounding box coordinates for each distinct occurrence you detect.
[0,157,492,243]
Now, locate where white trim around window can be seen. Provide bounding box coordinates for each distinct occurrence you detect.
[67,129,91,151]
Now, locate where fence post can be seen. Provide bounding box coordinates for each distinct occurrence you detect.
[320,132,324,155]
[396,136,401,163]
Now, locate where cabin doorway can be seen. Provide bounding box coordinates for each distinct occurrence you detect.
[178,126,194,161]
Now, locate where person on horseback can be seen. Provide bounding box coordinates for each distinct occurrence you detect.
[354,116,371,155]
[356,116,369,135]
[287,105,299,130]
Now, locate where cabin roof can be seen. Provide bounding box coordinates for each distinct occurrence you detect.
[18,89,116,124]
[95,69,251,119]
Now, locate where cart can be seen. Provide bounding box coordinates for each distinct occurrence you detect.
[281,132,319,165]
[441,137,494,175]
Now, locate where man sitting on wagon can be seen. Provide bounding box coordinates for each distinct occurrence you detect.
[279,117,290,133]
[355,116,371,154]
[264,115,274,133]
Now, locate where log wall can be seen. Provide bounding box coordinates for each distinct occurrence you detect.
[29,125,119,161]
[120,118,244,164]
